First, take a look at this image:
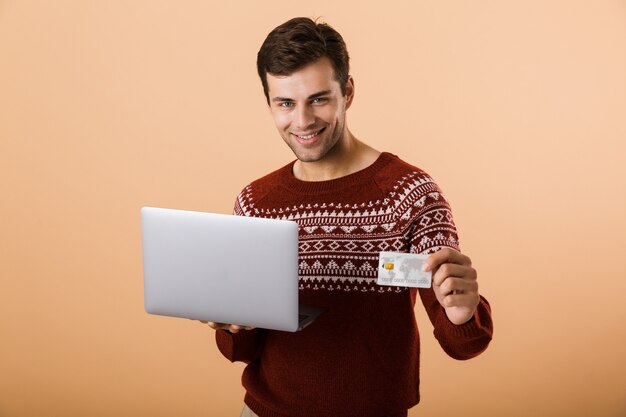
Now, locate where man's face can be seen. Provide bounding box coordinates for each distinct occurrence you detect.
[266,57,353,163]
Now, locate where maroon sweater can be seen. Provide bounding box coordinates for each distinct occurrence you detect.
[215,152,493,417]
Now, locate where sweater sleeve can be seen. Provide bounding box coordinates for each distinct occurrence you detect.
[215,328,266,364]
[410,179,493,360]
[418,288,493,360]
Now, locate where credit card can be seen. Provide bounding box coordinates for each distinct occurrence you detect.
[377,252,432,288]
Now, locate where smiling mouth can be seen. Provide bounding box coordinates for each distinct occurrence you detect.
[292,127,326,140]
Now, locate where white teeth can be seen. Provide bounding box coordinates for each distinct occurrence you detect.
[296,129,321,140]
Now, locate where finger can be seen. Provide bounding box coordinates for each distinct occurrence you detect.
[423,248,470,272]
[228,324,242,333]
[199,320,208,324]
[203,321,253,332]
[432,263,477,286]
[437,277,478,297]
[229,324,255,333]
[440,291,480,309]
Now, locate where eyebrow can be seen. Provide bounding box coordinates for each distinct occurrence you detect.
[272,90,332,103]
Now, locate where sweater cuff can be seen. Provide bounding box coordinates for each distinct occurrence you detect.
[439,296,493,337]
[215,328,264,363]
[433,295,493,360]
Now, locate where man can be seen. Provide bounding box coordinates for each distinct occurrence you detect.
[203,17,493,417]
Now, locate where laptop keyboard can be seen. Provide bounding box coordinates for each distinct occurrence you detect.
[298,314,308,323]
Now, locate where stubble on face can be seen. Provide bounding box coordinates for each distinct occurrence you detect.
[286,112,346,163]
[266,58,350,165]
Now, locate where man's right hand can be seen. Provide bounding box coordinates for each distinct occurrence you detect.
[198,320,255,334]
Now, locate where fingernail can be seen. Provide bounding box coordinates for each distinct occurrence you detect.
[422,263,430,272]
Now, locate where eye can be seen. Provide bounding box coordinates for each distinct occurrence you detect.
[311,97,327,104]
[279,101,294,108]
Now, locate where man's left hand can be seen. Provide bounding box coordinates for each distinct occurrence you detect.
[422,248,480,325]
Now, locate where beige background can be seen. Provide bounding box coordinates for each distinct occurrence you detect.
[1,1,625,416]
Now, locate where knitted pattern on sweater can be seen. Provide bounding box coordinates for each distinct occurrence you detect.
[216,152,493,417]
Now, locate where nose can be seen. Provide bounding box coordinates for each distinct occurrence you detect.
[294,104,316,130]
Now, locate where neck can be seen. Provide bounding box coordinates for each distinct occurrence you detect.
[293,130,380,182]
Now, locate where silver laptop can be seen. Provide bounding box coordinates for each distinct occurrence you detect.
[141,206,325,332]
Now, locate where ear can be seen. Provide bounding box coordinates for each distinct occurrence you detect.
[345,75,355,110]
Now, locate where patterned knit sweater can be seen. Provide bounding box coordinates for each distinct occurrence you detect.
[215,152,493,417]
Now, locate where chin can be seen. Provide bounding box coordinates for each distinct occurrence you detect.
[292,143,340,164]
[293,152,323,163]
[286,143,321,163]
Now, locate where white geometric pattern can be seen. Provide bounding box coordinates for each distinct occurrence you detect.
[344,242,358,251]
[362,242,374,251]
[235,168,460,293]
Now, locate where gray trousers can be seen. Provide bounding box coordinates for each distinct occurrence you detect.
[240,404,259,417]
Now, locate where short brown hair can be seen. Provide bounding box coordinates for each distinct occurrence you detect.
[257,17,350,104]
